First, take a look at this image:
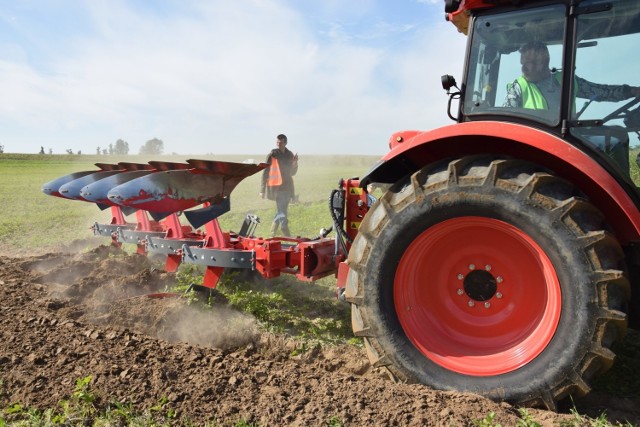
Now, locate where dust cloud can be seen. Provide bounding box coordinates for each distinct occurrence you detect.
[26,245,260,351]
[157,304,260,350]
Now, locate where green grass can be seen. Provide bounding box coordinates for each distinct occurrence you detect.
[175,266,354,346]
[3,150,639,251]
[0,156,108,251]
[0,153,378,251]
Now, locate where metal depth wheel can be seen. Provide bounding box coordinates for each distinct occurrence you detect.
[345,156,629,410]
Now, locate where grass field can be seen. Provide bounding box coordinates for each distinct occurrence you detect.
[0,153,379,252]
[2,150,640,252]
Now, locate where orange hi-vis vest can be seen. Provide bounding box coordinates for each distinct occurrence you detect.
[267,158,283,186]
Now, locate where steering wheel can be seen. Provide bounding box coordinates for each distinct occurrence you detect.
[600,96,640,127]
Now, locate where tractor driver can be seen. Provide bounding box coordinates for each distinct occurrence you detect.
[503,41,640,111]
[504,41,640,173]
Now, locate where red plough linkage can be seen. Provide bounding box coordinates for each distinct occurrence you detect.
[42,159,369,292]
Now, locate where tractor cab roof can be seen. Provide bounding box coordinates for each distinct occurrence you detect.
[447,0,640,43]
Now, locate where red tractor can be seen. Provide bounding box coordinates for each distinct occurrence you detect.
[343,0,640,410]
[43,0,640,411]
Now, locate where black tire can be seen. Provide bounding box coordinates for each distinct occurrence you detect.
[345,156,629,409]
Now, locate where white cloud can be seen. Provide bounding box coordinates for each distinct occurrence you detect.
[0,0,466,155]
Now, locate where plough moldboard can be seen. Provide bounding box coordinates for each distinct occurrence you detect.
[42,159,369,289]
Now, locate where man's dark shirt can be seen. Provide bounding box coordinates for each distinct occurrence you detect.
[261,147,297,200]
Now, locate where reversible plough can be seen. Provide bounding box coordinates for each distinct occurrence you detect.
[42,159,369,290]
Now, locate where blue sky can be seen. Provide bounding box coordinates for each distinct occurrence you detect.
[0,0,466,156]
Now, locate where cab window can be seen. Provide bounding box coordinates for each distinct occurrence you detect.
[463,4,566,126]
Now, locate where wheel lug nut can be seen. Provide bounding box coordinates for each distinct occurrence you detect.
[468,300,475,307]
[468,264,475,270]
[485,264,491,271]
[496,276,503,283]
[484,302,491,308]
[457,288,464,296]
[457,274,464,280]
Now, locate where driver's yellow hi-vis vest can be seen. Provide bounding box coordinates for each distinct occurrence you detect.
[517,76,549,109]
[514,73,577,112]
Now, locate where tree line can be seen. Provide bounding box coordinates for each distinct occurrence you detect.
[31,138,165,156]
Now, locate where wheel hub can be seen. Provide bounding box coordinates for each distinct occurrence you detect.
[463,269,497,302]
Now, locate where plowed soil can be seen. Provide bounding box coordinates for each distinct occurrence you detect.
[1,244,639,426]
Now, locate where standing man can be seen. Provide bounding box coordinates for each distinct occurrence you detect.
[260,134,298,236]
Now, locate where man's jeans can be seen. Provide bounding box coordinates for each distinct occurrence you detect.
[274,190,292,230]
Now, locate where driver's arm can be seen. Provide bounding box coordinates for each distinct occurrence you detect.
[503,80,523,107]
[575,76,640,101]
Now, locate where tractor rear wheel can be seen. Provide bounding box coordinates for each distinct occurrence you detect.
[345,156,629,409]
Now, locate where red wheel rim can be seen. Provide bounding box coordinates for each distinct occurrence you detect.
[394,216,561,376]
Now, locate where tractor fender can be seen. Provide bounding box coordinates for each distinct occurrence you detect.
[362,121,640,244]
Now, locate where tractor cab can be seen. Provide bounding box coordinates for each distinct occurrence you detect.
[447,0,640,179]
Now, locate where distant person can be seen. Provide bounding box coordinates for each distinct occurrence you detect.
[259,134,298,237]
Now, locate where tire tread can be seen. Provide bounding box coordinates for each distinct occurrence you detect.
[347,156,629,409]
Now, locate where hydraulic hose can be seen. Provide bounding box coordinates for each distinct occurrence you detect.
[329,188,351,256]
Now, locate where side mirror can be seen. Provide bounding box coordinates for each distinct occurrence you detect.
[441,75,461,122]
[441,75,458,92]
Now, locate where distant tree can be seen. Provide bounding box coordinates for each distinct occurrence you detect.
[108,143,113,155]
[102,148,108,155]
[0,145,4,154]
[139,138,164,155]
[39,146,45,155]
[66,149,73,155]
[77,150,82,155]
[48,148,52,155]
[113,139,130,155]
[96,146,101,155]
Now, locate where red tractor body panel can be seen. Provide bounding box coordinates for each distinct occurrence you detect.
[377,121,640,244]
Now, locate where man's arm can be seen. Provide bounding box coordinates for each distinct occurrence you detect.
[259,152,272,197]
[575,77,640,102]
[503,80,522,107]
[291,152,298,177]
